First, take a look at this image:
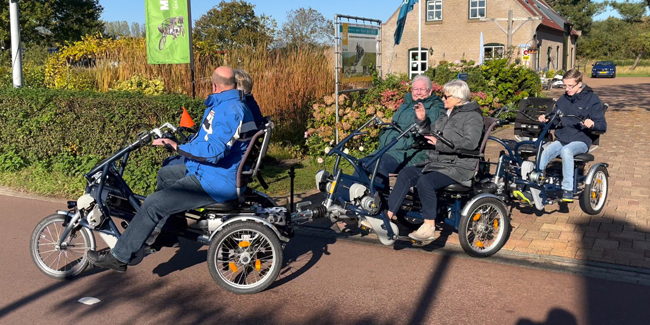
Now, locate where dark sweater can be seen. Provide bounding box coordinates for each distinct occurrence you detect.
[552,85,607,147]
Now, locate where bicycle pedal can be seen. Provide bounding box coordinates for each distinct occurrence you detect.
[513,190,533,206]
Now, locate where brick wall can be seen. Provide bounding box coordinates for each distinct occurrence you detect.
[381,0,569,76]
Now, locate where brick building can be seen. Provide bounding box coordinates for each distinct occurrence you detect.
[382,0,579,78]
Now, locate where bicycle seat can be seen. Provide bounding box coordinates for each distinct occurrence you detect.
[442,183,472,192]
[573,153,594,162]
[203,200,238,211]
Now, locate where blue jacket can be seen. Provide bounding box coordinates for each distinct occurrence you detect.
[552,85,607,147]
[178,89,256,202]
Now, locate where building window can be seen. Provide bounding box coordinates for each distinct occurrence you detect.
[409,48,428,79]
[556,46,560,70]
[427,0,442,21]
[469,0,486,19]
[483,43,504,60]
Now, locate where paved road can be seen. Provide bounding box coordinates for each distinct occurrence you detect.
[2,194,649,325]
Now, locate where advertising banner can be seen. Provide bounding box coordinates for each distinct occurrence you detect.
[145,0,190,64]
[340,23,379,83]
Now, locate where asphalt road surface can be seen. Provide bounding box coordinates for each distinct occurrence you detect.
[2,194,650,325]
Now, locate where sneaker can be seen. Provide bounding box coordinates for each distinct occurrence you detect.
[86,250,127,273]
[562,190,574,202]
[408,223,436,241]
[359,218,373,230]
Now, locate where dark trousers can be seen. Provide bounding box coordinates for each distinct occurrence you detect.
[111,164,216,263]
[356,154,402,187]
[387,166,456,220]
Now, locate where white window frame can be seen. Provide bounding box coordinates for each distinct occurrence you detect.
[483,44,504,60]
[469,0,486,19]
[426,0,443,22]
[409,48,429,79]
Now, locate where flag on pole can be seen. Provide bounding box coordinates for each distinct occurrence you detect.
[394,0,419,46]
[145,0,190,64]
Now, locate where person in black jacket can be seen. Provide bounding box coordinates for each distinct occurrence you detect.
[234,69,264,129]
[383,80,483,241]
[537,69,607,202]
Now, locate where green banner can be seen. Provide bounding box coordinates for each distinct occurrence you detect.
[145,0,190,64]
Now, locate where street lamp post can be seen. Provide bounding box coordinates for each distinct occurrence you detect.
[10,0,23,88]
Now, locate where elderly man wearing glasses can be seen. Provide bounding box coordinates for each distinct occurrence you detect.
[537,69,607,202]
[364,75,443,186]
[383,80,483,241]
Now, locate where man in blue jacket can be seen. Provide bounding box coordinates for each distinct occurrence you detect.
[87,66,256,272]
[538,69,607,202]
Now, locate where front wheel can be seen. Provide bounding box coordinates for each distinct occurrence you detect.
[207,220,283,294]
[158,36,167,50]
[30,214,94,279]
[458,198,510,258]
[580,166,608,215]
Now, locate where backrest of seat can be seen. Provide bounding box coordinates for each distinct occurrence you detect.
[475,116,499,174]
[515,97,555,141]
[236,117,274,197]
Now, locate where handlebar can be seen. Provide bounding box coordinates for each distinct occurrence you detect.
[421,131,455,149]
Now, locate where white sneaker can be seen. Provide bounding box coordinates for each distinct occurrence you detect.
[408,223,436,241]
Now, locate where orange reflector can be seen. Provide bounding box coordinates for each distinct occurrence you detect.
[229,262,238,273]
[597,179,602,184]
[238,241,250,248]
[255,260,261,271]
[473,213,481,221]
[476,241,484,248]
[494,219,499,229]
[592,192,596,199]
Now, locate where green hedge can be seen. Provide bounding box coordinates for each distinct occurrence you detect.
[0,88,205,197]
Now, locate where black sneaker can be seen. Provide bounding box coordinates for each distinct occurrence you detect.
[86,250,127,273]
[562,190,574,202]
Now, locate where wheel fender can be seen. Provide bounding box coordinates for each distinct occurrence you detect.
[56,210,97,251]
[208,216,290,243]
[460,194,508,218]
[585,163,609,185]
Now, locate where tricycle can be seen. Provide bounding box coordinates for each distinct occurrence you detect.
[29,118,325,294]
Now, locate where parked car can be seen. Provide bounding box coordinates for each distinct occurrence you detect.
[591,61,616,78]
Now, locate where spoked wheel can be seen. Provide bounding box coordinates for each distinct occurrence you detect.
[158,36,167,50]
[30,214,94,279]
[459,198,510,258]
[208,221,282,294]
[580,166,608,215]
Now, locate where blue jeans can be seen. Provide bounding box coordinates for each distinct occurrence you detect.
[112,164,216,263]
[538,141,588,192]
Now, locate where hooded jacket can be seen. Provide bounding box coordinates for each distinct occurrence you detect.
[378,92,444,167]
[178,89,256,202]
[417,101,483,183]
[551,84,607,147]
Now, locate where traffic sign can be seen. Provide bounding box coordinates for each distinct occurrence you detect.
[523,55,530,61]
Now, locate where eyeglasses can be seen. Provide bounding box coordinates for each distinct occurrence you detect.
[412,87,430,92]
[563,83,579,89]
[441,94,455,100]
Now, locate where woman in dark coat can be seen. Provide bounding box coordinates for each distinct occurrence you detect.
[385,80,483,241]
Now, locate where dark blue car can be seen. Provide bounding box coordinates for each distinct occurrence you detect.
[591,61,616,78]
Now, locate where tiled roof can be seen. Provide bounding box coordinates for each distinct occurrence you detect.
[516,0,578,34]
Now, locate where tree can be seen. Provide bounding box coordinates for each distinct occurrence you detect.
[276,7,333,48]
[545,0,605,35]
[0,0,103,47]
[610,0,647,22]
[193,0,274,50]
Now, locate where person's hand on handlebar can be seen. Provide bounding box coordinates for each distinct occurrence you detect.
[537,114,549,123]
[582,118,594,129]
[423,135,437,146]
[414,102,426,121]
[152,138,178,151]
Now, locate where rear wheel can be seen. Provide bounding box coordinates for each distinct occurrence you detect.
[580,166,608,215]
[208,221,283,294]
[458,198,510,257]
[30,214,94,279]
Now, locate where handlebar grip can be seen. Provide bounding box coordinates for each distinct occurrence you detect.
[436,135,455,149]
[163,143,175,153]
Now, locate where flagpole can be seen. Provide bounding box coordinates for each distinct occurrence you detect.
[187,0,196,99]
[418,0,421,75]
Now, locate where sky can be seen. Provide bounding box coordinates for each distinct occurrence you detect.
[99,0,628,27]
